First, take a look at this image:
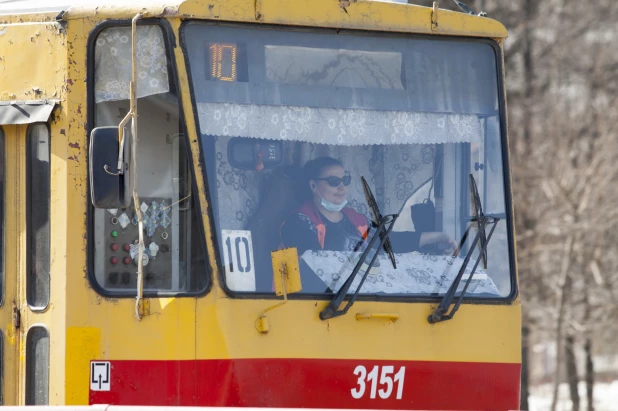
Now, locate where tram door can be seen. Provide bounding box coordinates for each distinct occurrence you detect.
[0,123,51,406]
[0,124,17,405]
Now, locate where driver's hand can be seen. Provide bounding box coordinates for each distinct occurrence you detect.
[419,232,458,255]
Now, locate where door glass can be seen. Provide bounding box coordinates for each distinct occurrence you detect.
[25,326,49,405]
[91,25,208,294]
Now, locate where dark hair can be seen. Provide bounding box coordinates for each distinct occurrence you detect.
[302,156,344,199]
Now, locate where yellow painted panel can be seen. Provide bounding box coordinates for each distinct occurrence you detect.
[59,0,508,39]
[48,117,69,405]
[196,299,521,364]
[0,22,67,101]
[66,297,198,361]
[66,327,101,405]
[178,0,508,38]
[0,125,21,405]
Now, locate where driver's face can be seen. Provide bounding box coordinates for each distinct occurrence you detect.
[312,165,348,205]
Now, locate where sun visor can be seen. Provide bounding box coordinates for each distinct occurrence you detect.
[0,100,58,125]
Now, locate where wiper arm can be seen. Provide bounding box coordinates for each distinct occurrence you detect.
[428,174,499,324]
[320,177,399,320]
[428,216,499,324]
[362,176,397,269]
[469,174,488,269]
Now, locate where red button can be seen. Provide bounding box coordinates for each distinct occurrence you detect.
[110,257,118,265]
[123,244,131,252]
[123,257,132,265]
[110,243,119,251]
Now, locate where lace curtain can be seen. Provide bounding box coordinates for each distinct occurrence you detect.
[197,102,481,146]
[213,136,275,230]
[202,103,481,231]
[94,26,170,103]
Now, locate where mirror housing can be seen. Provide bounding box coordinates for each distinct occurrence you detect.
[227,138,284,171]
[89,126,132,209]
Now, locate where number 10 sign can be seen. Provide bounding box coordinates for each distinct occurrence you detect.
[222,229,256,292]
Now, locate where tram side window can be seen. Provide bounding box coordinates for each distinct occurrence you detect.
[26,124,50,309]
[90,25,207,295]
[25,326,49,405]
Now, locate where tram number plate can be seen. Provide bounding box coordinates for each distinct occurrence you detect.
[351,365,406,400]
[222,229,256,292]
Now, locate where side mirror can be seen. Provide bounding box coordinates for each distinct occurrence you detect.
[89,127,132,209]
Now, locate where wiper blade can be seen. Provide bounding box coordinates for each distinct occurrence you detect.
[428,218,499,323]
[469,174,488,269]
[362,176,397,269]
[320,178,399,321]
[428,174,500,324]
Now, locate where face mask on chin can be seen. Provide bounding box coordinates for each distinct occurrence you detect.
[320,196,348,212]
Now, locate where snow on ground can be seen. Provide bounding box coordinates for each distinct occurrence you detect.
[529,381,618,411]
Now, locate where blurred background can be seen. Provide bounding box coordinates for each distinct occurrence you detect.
[407,1,618,410]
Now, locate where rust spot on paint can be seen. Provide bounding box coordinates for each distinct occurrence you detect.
[68,156,77,161]
[60,129,66,135]
[69,142,79,149]
[67,79,74,85]
[76,104,82,114]
[161,6,178,16]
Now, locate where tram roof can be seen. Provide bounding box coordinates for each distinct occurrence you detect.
[0,0,508,39]
[0,0,175,15]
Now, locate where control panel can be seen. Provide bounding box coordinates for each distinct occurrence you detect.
[101,197,174,290]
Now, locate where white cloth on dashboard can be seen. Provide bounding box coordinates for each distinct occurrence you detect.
[301,250,500,296]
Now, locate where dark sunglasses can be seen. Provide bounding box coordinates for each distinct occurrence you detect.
[316,175,352,187]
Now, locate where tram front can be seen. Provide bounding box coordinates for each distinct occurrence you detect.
[182,20,519,410]
[87,2,519,410]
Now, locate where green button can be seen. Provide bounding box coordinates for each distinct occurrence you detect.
[111,230,118,238]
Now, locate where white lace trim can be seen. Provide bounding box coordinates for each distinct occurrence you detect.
[197,102,481,145]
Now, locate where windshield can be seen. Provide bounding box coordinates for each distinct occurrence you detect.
[184,23,513,299]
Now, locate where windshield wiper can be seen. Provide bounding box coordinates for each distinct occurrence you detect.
[469,174,488,269]
[362,177,397,269]
[428,174,500,324]
[320,177,399,320]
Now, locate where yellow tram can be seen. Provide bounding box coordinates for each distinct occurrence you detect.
[0,0,520,409]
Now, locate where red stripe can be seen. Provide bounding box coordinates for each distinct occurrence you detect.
[89,358,520,410]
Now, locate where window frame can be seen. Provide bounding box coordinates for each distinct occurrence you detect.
[85,19,212,298]
[25,123,51,311]
[180,21,518,305]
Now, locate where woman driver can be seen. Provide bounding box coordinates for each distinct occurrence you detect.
[280,156,457,255]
